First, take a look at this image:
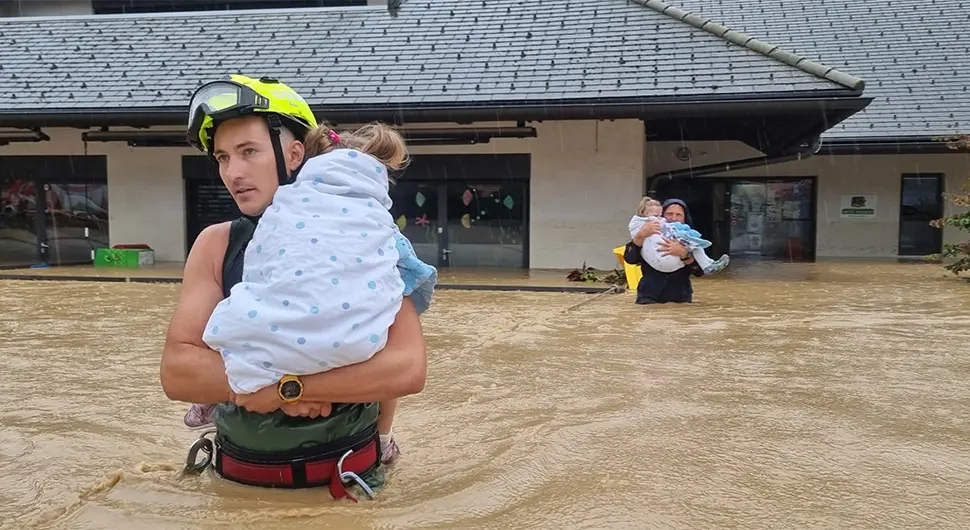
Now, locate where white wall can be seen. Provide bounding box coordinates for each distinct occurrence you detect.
[646,141,970,258]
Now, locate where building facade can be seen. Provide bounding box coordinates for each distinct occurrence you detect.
[0,0,967,271]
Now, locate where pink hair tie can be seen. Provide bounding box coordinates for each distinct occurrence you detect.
[327,130,340,144]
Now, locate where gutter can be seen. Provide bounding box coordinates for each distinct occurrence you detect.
[645,137,822,195]
[817,136,969,155]
[0,94,870,128]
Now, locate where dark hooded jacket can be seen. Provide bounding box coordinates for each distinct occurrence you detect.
[623,198,704,304]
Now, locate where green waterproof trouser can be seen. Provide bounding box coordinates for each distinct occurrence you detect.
[212,401,386,490]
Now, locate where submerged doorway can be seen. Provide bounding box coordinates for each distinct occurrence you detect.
[0,156,109,268]
[182,154,531,268]
[651,176,817,261]
[389,154,530,269]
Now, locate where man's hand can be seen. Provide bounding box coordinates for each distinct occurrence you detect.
[657,238,689,259]
[280,401,333,418]
[634,221,662,245]
[230,384,283,414]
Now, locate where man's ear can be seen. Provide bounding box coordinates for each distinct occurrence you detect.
[285,140,306,173]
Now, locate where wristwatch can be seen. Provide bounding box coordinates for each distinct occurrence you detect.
[278,374,304,404]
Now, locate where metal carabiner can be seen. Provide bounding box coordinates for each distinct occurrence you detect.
[337,449,376,500]
[183,430,216,475]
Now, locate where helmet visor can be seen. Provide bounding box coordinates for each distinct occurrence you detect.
[187,81,267,151]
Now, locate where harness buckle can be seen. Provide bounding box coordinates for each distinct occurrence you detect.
[337,449,376,500]
[183,429,216,475]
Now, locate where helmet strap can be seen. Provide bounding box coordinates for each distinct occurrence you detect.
[265,114,291,187]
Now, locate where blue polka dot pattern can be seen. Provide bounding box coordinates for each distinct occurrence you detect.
[297,337,306,345]
[271,324,279,332]
[210,325,219,335]
[368,201,373,207]
[341,207,349,214]
[243,342,252,348]
[368,281,377,289]
[279,249,286,256]
[348,151,358,158]
[314,177,323,184]
[310,306,319,314]
[248,310,258,318]
[262,361,273,368]
[283,300,289,306]
[378,249,384,256]
[352,323,360,330]
[342,302,350,310]
[332,342,340,348]
[370,334,380,343]
[311,238,318,244]
[356,257,363,263]
[295,269,303,277]
[296,221,305,229]
[256,245,262,253]
[302,197,310,203]
[330,255,337,262]
[331,278,339,285]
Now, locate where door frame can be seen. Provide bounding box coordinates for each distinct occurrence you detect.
[393,154,531,269]
[0,156,108,265]
[649,174,819,261]
[898,172,944,256]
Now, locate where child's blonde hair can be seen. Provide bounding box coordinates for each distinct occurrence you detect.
[636,197,662,217]
[303,120,410,172]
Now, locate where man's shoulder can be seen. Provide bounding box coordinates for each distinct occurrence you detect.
[188,221,232,264]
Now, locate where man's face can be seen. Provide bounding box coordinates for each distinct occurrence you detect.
[663,204,686,223]
[211,115,305,216]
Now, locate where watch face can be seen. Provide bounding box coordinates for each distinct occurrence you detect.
[280,380,301,399]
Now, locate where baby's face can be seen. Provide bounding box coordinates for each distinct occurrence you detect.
[644,205,662,217]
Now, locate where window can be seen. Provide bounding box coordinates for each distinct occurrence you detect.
[899,173,944,256]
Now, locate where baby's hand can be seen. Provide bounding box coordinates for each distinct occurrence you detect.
[280,401,333,419]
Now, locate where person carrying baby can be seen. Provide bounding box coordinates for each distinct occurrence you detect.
[628,197,729,275]
[184,120,436,464]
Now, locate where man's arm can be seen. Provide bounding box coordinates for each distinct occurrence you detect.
[301,296,427,403]
[159,223,233,405]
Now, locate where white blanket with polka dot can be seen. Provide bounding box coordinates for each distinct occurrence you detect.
[203,148,414,395]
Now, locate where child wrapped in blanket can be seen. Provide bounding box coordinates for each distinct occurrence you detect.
[628,197,730,275]
[183,122,437,464]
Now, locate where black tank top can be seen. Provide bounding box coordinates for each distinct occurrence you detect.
[222,217,256,297]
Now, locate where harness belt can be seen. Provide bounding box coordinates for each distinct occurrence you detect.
[213,423,381,501]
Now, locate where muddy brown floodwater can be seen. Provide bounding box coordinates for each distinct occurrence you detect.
[1,261,969,529]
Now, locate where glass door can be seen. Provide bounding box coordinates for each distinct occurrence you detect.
[729,179,815,260]
[41,182,110,265]
[444,181,527,268]
[0,177,41,267]
[899,174,943,256]
[388,180,441,267]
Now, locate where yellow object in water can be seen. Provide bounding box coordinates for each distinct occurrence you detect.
[613,245,641,290]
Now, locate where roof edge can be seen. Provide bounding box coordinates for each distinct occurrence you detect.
[632,0,866,92]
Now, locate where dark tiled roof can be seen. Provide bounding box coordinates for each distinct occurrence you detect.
[0,0,863,119]
[672,0,970,140]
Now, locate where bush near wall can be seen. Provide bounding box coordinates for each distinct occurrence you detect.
[930,134,970,279]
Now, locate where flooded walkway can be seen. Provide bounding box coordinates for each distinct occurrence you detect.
[1,261,968,529]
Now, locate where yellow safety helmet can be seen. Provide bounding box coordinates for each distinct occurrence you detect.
[186,74,318,154]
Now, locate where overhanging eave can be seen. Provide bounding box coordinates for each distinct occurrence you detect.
[0,91,870,131]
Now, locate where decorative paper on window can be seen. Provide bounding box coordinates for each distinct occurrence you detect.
[503,196,514,209]
[415,214,429,226]
[396,215,407,230]
[461,213,472,228]
[462,189,473,206]
[415,192,426,207]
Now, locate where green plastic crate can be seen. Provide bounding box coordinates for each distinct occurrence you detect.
[94,248,155,268]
